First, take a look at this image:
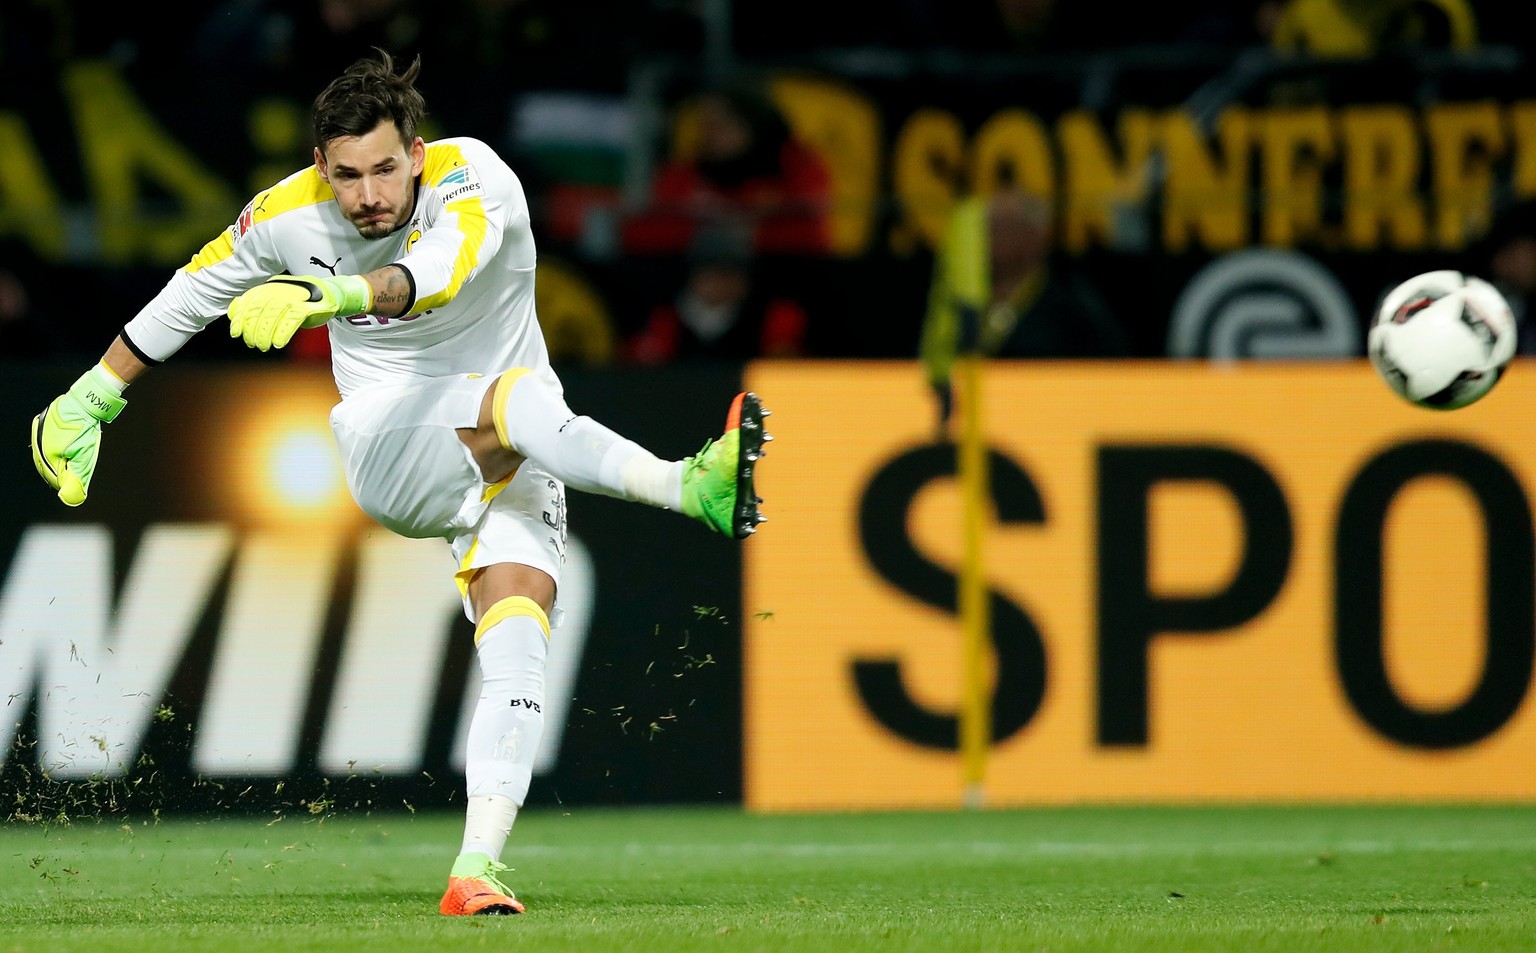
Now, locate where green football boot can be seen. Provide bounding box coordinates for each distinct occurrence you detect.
[681,391,770,538]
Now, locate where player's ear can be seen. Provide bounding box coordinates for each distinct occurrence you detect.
[314,147,329,182]
[410,137,425,177]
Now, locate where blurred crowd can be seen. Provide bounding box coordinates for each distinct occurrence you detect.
[5,0,1506,103]
[0,0,1530,368]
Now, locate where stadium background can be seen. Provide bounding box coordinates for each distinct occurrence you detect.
[2,0,1535,816]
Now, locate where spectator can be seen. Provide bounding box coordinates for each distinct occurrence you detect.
[423,0,645,93]
[626,222,809,363]
[622,81,833,257]
[0,244,67,358]
[187,0,426,98]
[1480,199,1536,354]
[920,192,1130,426]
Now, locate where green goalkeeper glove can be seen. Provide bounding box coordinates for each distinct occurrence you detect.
[31,364,127,507]
[227,274,372,351]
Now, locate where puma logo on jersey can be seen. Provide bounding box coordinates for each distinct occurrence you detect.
[235,194,271,239]
[309,255,342,275]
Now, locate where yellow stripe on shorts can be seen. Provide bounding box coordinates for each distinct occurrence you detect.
[475,595,550,643]
[481,474,513,503]
[454,539,482,601]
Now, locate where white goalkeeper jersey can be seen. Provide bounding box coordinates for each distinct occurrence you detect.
[122,137,555,399]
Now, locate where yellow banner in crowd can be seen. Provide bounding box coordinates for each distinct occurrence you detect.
[743,361,1536,811]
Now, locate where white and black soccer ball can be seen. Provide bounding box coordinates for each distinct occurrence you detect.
[1368,270,1517,410]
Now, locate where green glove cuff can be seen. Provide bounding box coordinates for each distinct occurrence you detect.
[69,364,128,423]
[329,274,374,317]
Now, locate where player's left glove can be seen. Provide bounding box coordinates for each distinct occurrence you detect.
[227,274,372,351]
[31,363,127,507]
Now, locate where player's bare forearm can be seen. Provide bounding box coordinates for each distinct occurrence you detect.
[102,335,150,385]
[364,264,414,317]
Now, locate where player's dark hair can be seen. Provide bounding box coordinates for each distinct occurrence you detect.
[312,49,426,151]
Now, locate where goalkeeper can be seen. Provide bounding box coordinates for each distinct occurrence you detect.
[31,50,768,917]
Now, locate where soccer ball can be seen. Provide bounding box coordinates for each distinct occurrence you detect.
[1367,270,1517,410]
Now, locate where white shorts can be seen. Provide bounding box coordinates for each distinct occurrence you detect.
[329,374,567,624]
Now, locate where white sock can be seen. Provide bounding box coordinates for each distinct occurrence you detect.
[622,454,684,511]
[461,602,548,861]
[460,795,520,860]
[497,370,681,508]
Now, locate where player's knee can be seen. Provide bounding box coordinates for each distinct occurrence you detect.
[488,367,537,441]
[493,366,537,393]
[475,594,551,642]
[474,597,549,702]
[471,367,536,451]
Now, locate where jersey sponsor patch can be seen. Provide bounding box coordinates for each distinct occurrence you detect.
[235,200,255,239]
[435,163,483,203]
[232,190,274,244]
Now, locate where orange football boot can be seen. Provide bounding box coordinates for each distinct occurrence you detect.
[439,853,525,916]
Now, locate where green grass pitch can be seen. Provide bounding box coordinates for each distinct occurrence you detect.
[3,804,1535,952]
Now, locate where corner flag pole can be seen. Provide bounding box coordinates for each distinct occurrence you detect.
[957,349,990,810]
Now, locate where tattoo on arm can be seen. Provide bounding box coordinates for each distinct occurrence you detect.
[367,265,415,317]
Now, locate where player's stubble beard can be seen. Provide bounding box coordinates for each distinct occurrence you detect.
[350,188,417,241]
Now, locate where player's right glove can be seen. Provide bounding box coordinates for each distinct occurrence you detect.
[31,364,127,507]
[228,274,372,351]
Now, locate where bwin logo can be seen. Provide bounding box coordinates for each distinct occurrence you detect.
[0,524,591,779]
